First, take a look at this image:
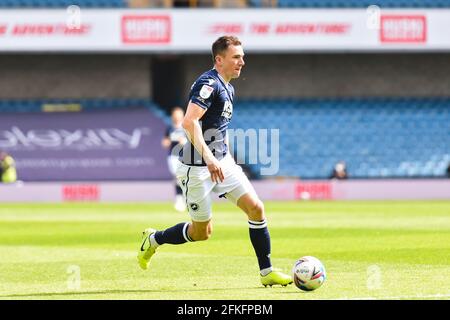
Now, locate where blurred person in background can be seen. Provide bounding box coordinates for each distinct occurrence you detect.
[162,107,188,212]
[446,163,450,178]
[0,151,17,184]
[330,160,348,180]
[138,36,293,288]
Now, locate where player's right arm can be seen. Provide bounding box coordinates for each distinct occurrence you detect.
[182,102,224,183]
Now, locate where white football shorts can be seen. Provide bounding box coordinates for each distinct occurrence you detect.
[175,153,257,222]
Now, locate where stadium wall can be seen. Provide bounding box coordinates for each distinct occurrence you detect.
[184,53,450,98]
[0,55,151,99]
[2,53,450,100]
[1,180,449,202]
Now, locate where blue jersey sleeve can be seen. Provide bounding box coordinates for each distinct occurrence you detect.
[165,126,171,138]
[189,77,217,110]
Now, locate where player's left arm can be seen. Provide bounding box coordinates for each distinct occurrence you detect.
[161,127,171,149]
[161,137,171,149]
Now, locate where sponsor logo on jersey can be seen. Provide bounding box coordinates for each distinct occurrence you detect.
[221,100,233,119]
[199,85,214,99]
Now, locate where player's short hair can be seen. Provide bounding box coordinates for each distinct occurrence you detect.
[212,35,242,64]
[171,106,184,114]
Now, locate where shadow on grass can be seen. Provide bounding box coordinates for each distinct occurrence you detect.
[0,286,291,299]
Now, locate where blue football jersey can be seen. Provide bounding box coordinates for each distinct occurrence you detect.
[179,68,234,166]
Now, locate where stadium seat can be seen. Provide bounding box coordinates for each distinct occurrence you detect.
[0,98,160,113]
[2,97,448,179]
[276,0,450,8]
[1,0,450,7]
[0,0,127,8]
[229,98,450,179]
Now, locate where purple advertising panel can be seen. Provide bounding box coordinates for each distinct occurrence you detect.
[0,109,172,181]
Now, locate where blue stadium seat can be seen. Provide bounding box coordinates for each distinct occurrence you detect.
[0,0,127,8]
[0,98,159,113]
[3,97,447,179]
[230,98,450,179]
[276,0,450,8]
[1,0,450,7]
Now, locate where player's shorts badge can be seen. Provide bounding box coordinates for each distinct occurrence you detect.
[199,85,214,99]
[189,203,199,211]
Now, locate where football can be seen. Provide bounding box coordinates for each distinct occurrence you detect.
[292,256,326,291]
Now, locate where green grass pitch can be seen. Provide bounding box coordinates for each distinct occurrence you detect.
[0,201,449,300]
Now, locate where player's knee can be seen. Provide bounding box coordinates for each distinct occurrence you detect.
[247,200,265,220]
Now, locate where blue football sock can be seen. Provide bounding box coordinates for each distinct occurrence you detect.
[248,219,272,272]
[154,222,193,245]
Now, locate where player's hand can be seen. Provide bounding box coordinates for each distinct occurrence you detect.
[206,158,224,183]
[178,137,188,145]
[161,138,171,148]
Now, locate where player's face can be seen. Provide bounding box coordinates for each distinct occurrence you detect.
[172,109,184,126]
[218,45,245,80]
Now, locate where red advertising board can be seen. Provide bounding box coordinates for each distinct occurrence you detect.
[0,9,447,52]
[295,182,333,200]
[62,184,100,202]
[121,15,171,44]
[380,15,427,43]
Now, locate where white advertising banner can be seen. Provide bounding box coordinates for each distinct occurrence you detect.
[0,8,449,52]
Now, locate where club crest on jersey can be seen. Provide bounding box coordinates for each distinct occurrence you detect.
[221,100,233,119]
[199,85,214,99]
